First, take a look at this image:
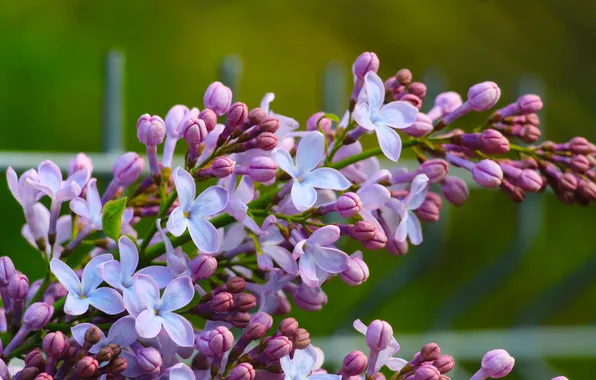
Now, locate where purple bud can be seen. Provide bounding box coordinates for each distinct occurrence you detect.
[433,355,454,374]
[199,109,217,132]
[419,160,449,184]
[342,350,368,376]
[231,311,251,328]
[0,257,15,286]
[137,347,162,373]
[414,364,441,380]
[264,336,292,360]
[165,105,189,138]
[294,328,310,349]
[307,112,332,133]
[551,377,568,380]
[257,118,280,134]
[96,346,113,362]
[225,277,246,294]
[0,360,7,380]
[227,363,255,380]
[108,356,127,373]
[353,52,379,78]
[408,83,427,98]
[25,350,46,372]
[570,155,590,173]
[43,332,69,360]
[68,153,93,177]
[400,93,423,109]
[113,152,144,186]
[340,255,369,286]
[18,367,39,380]
[517,94,543,114]
[349,221,376,241]
[567,137,592,155]
[519,125,541,143]
[416,193,442,223]
[8,274,29,301]
[441,177,469,206]
[249,108,268,125]
[85,325,102,345]
[479,129,509,154]
[480,349,515,378]
[421,343,441,361]
[558,172,578,192]
[204,81,232,116]
[211,156,236,178]
[75,356,98,378]
[472,160,503,188]
[337,193,363,218]
[245,312,273,340]
[293,284,327,311]
[403,113,433,137]
[191,255,218,280]
[435,92,463,114]
[210,292,234,313]
[362,230,387,250]
[386,238,408,256]
[198,326,234,358]
[136,114,166,147]
[365,320,393,351]
[257,132,278,151]
[227,102,249,128]
[23,302,53,330]
[467,82,501,111]
[182,118,208,146]
[517,170,543,192]
[396,69,413,85]
[278,318,298,337]
[235,293,257,312]
[248,157,277,183]
[35,373,53,380]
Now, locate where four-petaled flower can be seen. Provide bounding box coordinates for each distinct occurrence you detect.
[257,216,298,275]
[221,174,262,234]
[71,316,138,354]
[261,92,300,151]
[133,274,195,347]
[22,203,71,259]
[293,226,350,288]
[70,178,103,230]
[353,319,407,373]
[353,72,418,162]
[280,344,340,380]
[167,167,229,253]
[273,131,350,211]
[25,160,89,203]
[50,254,125,315]
[357,183,391,233]
[390,173,429,245]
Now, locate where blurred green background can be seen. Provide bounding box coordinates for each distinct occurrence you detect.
[1,0,595,378]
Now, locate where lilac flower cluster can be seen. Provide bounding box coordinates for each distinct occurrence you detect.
[1,51,584,379]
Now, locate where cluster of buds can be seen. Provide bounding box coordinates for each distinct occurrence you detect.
[0,51,582,379]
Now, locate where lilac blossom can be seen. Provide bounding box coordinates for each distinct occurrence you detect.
[133,274,195,347]
[245,269,294,314]
[357,183,391,233]
[261,92,300,151]
[353,319,406,373]
[257,216,297,274]
[69,178,103,230]
[156,219,192,278]
[169,362,196,380]
[393,174,429,245]
[25,160,89,204]
[221,174,262,234]
[71,316,138,354]
[167,167,229,253]
[50,254,125,315]
[293,226,350,287]
[273,132,350,211]
[21,203,71,259]
[353,72,418,161]
[280,344,340,380]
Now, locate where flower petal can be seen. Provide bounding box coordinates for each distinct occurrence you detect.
[298,254,319,288]
[364,72,385,112]
[6,167,21,203]
[308,225,340,246]
[262,246,297,275]
[38,160,63,194]
[69,198,90,220]
[404,174,429,210]
[160,312,194,347]
[82,254,113,295]
[55,215,72,245]
[406,211,423,246]
[353,319,367,335]
[71,323,105,351]
[257,251,274,271]
[159,276,194,312]
[235,176,255,204]
[280,354,293,377]
[394,206,409,243]
[107,316,138,348]
[220,223,247,252]
[376,125,402,162]
[226,197,248,222]
[303,168,350,191]
[188,218,220,254]
[291,181,317,212]
[358,184,390,210]
[378,101,418,129]
[136,266,174,289]
[296,132,325,177]
[173,167,196,211]
[64,293,90,315]
[308,375,341,380]
[133,274,160,310]
[353,103,377,131]
[120,350,143,378]
[292,345,318,378]
[260,92,275,113]
[309,246,350,274]
[67,168,90,191]
[86,179,102,223]
[135,309,162,339]
[166,207,188,236]
[118,236,139,281]
[272,148,297,178]
[88,287,125,315]
[50,258,81,294]
[97,260,124,290]
[123,287,145,317]
[169,363,196,380]
[191,186,229,217]
[386,357,408,372]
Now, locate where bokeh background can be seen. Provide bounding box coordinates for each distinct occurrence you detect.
[1,0,595,378]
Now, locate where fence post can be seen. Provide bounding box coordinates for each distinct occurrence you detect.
[322,62,347,115]
[219,55,243,100]
[102,50,125,155]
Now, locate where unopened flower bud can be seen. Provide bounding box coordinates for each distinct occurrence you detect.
[113,152,144,186]
[204,81,232,116]
[165,105,189,138]
[8,273,28,301]
[244,312,273,340]
[337,193,363,218]
[248,157,277,182]
[96,346,113,362]
[342,350,368,376]
[293,284,328,311]
[396,69,412,85]
[366,320,393,351]
[408,83,427,98]
[191,255,218,280]
[0,359,6,380]
[34,373,52,380]
[348,221,376,241]
[467,82,501,111]
[386,238,408,256]
[362,230,387,250]
[198,109,217,132]
[264,336,292,360]
[137,114,166,147]
[0,257,15,286]
[294,328,310,349]
[211,156,235,178]
[403,113,433,137]
[228,363,256,380]
[307,112,333,133]
[570,155,590,173]
[23,302,53,330]
[258,117,280,134]
[353,52,379,78]
[479,129,509,154]
[257,132,278,151]
[235,293,257,312]
[210,292,234,313]
[427,92,463,121]
[551,377,568,380]
[400,93,422,109]
[565,137,592,155]
[231,311,251,328]
[517,94,543,114]
[558,172,578,192]
[42,331,69,359]
[249,108,267,125]
[75,357,99,378]
[340,255,369,286]
[433,355,454,374]
[480,349,514,378]
[197,326,234,358]
[182,118,208,146]
[18,367,39,380]
[68,153,93,177]
[416,193,442,223]
[228,102,249,128]
[108,356,127,373]
[576,179,596,203]
[107,343,121,357]
[421,343,440,361]
[517,169,543,192]
[419,160,449,184]
[441,177,469,206]
[137,347,162,373]
[414,364,440,380]
[278,318,298,337]
[225,277,246,293]
[473,160,503,188]
[25,350,46,372]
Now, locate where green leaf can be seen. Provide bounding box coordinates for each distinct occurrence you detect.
[101,197,128,241]
[322,113,341,123]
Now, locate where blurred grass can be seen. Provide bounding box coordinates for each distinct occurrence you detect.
[1,0,595,378]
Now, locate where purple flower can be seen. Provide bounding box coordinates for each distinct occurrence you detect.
[25,160,89,203]
[245,269,293,314]
[156,219,192,278]
[353,320,406,373]
[353,72,418,161]
[261,93,300,150]
[273,132,350,211]
[133,274,195,347]
[98,236,173,316]
[221,174,262,234]
[357,184,391,233]
[169,363,196,380]
[393,174,429,245]
[293,226,350,287]
[6,167,40,209]
[50,254,125,315]
[257,216,297,274]
[71,316,138,353]
[280,344,340,380]
[21,203,71,259]
[70,178,103,230]
[167,167,229,254]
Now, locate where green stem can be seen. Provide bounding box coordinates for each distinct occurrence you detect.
[29,264,52,304]
[139,191,178,254]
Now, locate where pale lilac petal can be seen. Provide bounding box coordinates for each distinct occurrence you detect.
[120,350,143,378]
[188,218,220,254]
[67,168,90,191]
[404,174,429,210]
[261,224,284,246]
[291,181,317,212]
[107,316,138,348]
[353,319,367,335]
[309,246,350,274]
[243,216,263,235]
[257,252,274,271]
[97,260,124,289]
[50,258,81,294]
[386,357,408,372]
[6,167,21,203]
[71,323,105,349]
[55,215,72,245]
[157,219,175,255]
[135,309,162,339]
[160,312,194,347]
[298,254,319,288]
[123,287,145,317]
[191,186,229,217]
[166,207,188,236]
[308,375,341,380]
[308,225,340,246]
[303,168,350,191]
[406,212,423,245]
[136,266,174,289]
[394,207,409,243]
[118,236,139,281]
[364,72,385,112]
[86,179,102,222]
[220,223,247,252]
[170,363,195,380]
[64,293,90,315]
[235,176,254,204]
[82,254,113,294]
[360,210,384,236]
[353,103,376,131]
[293,240,306,259]
[29,202,50,240]
[159,276,194,312]
[333,140,363,162]
[378,101,418,129]
[88,287,125,315]
[260,93,275,113]
[133,274,160,309]
[358,184,390,210]
[296,132,325,177]
[293,345,318,377]
[38,160,63,194]
[173,167,196,211]
[280,355,292,377]
[227,197,248,221]
[55,182,81,203]
[262,246,297,275]
[25,178,54,197]
[272,148,297,178]
[69,198,90,220]
[376,125,402,162]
